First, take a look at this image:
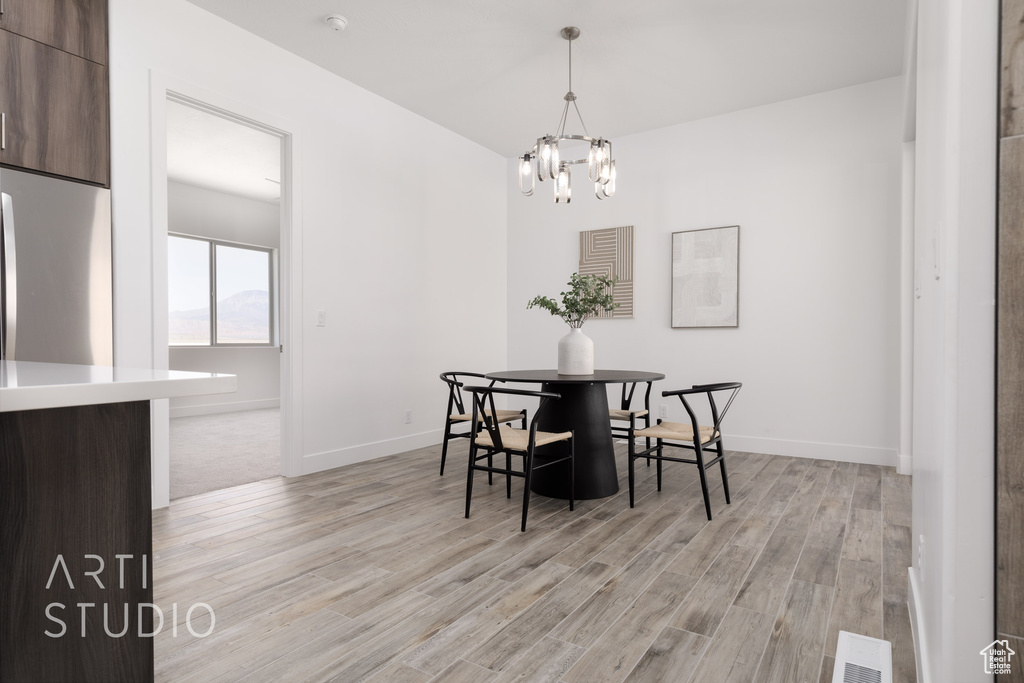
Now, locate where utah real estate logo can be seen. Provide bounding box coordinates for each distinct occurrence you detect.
[980,639,1016,675]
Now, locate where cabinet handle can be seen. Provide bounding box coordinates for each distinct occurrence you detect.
[1,113,5,150]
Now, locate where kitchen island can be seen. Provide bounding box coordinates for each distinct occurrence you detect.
[0,361,235,683]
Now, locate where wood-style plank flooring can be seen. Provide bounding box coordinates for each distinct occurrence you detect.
[152,443,915,683]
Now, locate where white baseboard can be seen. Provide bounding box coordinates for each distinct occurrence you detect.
[898,452,913,475]
[170,398,280,419]
[302,428,444,475]
[908,567,929,683]
[608,436,895,467]
[725,435,898,467]
[301,431,899,477]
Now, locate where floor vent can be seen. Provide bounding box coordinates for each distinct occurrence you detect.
[833,631,892,683]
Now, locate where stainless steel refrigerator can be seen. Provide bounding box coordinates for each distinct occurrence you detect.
[0,167,113,365]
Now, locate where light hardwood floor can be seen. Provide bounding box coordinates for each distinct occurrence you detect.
[152,443,915,683]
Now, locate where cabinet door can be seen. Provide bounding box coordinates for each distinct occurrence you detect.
[0,0,107,64]
[0,29,109,186]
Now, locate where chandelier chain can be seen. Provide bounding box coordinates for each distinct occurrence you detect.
[572,99,590,139]
[554,32,590,138]
[556,100,570,138]
[568,33,572,94]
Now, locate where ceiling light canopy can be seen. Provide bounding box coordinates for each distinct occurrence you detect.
[519,27,616,204]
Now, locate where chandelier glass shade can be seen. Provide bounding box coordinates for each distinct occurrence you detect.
[519,27,616,203]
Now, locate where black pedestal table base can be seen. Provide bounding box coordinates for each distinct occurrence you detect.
[484,370,665,501]
[533,382,617,499]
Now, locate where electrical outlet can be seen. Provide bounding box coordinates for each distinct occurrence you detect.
[404,409,412,424]
[316,310,326,327]
[659,404,668,418]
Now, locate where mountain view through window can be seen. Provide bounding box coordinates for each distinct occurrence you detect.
[168,235,273,345]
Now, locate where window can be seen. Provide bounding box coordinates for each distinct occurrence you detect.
[168,234,276,346]
[167,236,211,345]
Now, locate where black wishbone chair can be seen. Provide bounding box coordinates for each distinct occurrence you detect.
[609,380,654,465]
[464,385,575,532]
[439,372,527,477]
[628,382,742,520]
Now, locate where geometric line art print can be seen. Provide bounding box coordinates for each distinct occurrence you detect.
[671,225,739,328]
[579,225,634,318]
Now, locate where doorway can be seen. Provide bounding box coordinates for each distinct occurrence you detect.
[149,84,299,506]
[165,97,283,498]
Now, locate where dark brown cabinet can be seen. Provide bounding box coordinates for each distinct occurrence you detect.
[0,0,108,65]
[0,402,154,682]
[0,28,109,185]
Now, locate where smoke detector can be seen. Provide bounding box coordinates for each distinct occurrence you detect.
[325,15,348,32]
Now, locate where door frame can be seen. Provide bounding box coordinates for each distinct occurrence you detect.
[148,71,304,508]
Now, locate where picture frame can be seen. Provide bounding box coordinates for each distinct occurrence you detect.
[671,225,739,328]
[579,225,634,318]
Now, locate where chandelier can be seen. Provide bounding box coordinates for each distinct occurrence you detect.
[518,27,616,203]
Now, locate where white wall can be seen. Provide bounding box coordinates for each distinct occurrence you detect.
[167,181,281,416]
[170,347,280,416]
[109,0,508,487]
[909,0,997,680]
[167,180,280,248]
[507,78,903,466]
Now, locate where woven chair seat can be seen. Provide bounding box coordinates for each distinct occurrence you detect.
[475,425,572,451]
[635,421,719,444]
[609,408,649,420]
[450,409,523,423]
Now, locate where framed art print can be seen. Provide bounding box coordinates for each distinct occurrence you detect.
[579,225,634,318]
[671,226,739,328]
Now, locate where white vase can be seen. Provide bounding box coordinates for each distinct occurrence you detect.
[558,328,594,375]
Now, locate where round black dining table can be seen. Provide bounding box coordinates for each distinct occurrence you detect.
[484,369,665,500]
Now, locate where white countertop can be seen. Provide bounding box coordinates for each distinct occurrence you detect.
[0,361,237,412]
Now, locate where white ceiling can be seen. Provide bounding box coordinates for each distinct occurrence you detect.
[166,100,282,202]
[184,0,908,158]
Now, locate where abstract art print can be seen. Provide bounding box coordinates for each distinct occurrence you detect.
[672,226,739,328]
[579,225,633,318]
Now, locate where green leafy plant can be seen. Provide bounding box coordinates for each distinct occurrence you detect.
[527,272,619,329]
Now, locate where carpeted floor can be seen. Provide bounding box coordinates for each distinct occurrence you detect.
[169,408,281,500]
